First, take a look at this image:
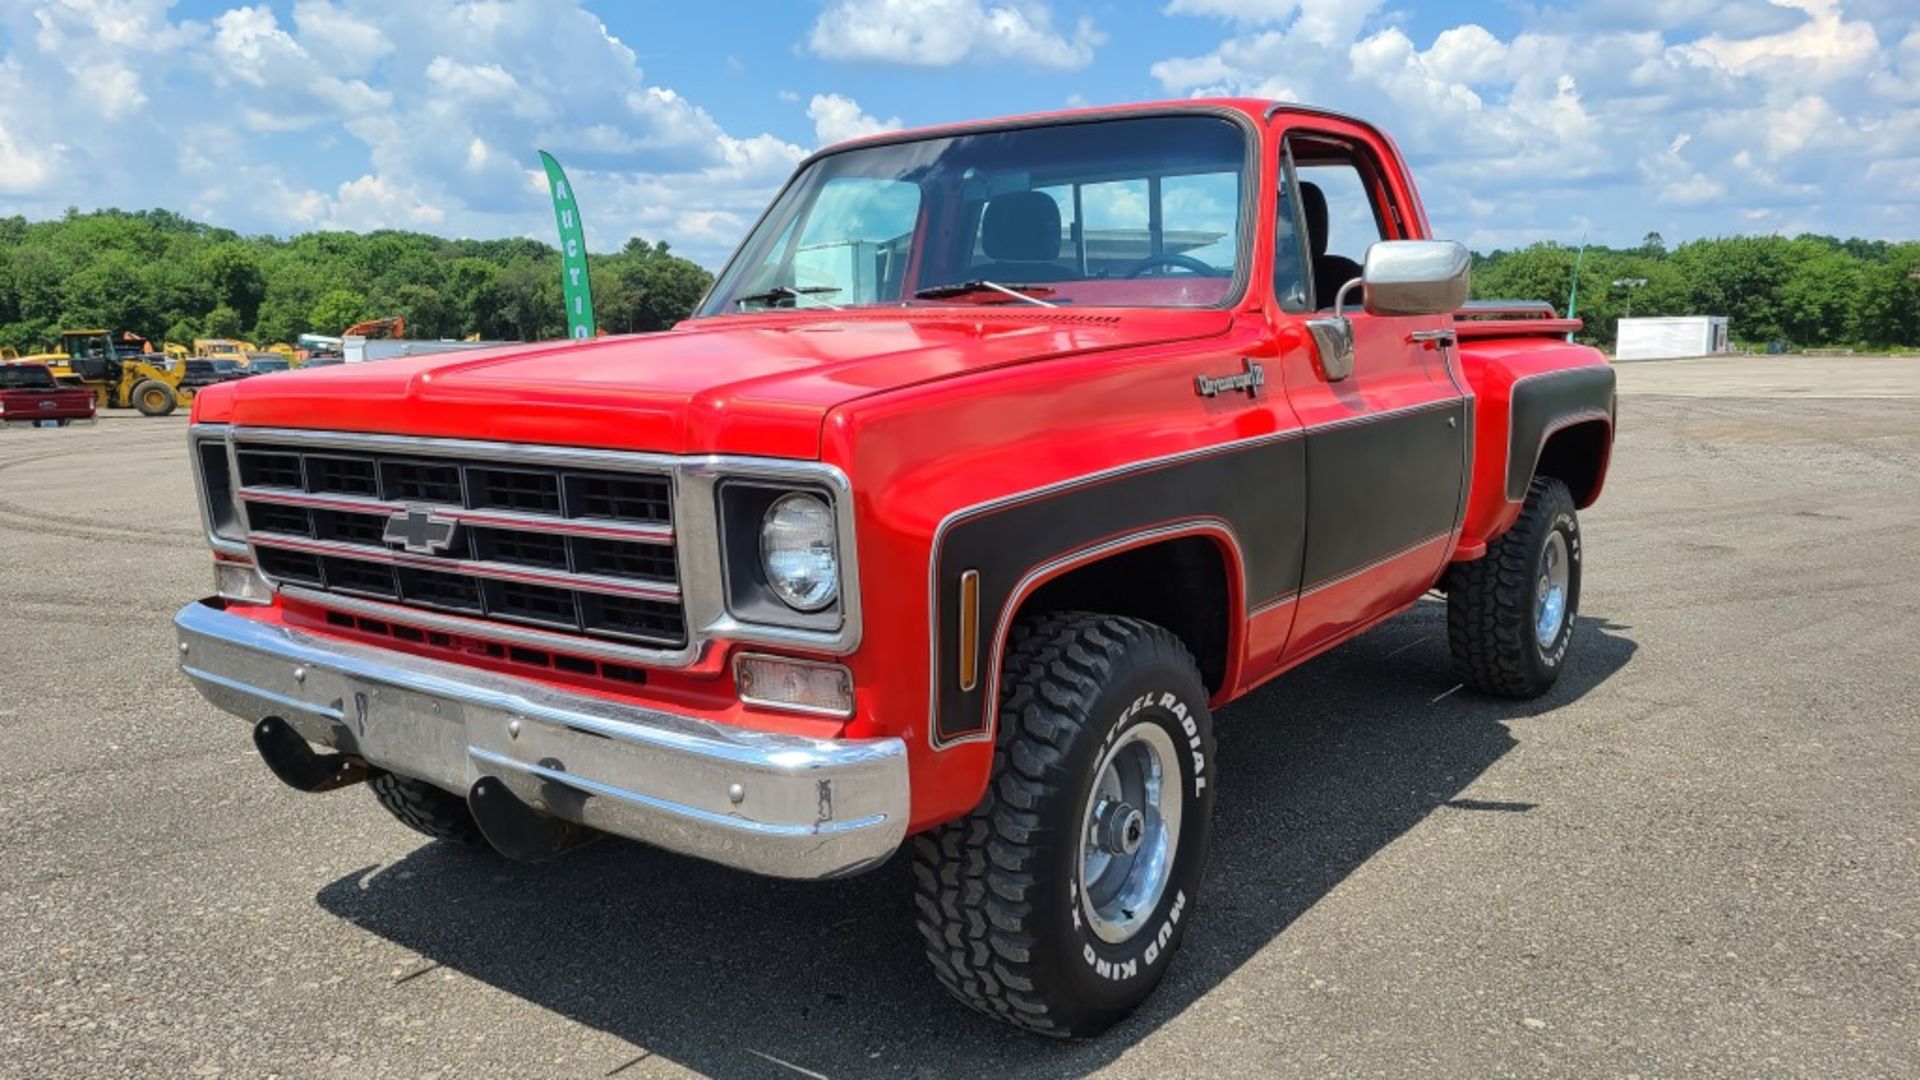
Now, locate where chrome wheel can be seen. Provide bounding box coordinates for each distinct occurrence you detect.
[1078,723,1182,945]
[1534,530,1570,648]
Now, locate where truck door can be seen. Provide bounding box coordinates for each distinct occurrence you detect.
[1272,127,1469,660]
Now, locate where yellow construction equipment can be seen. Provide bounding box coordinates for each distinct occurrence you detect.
[36,330,194,417]
[192,338,258,359]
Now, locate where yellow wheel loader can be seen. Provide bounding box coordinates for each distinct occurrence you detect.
[35,330,194,417]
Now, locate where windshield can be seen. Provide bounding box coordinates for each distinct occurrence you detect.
[1,365,59,389]
[699,114,1248,316]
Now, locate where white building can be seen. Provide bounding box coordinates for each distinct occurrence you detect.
[1615,316,1732,361]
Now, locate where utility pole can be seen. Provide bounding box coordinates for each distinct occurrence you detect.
[1612,277,1648,318]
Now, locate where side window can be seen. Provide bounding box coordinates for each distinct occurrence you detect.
[1284,135,1398,310]
[1294,161,1385,268]
[776,177,920,304]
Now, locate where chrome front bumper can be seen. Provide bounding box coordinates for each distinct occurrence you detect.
[174,600,909,878]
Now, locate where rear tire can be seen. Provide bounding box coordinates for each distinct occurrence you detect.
[1446,476,1581,698]
[369,773,485,846]
[131,380,177,417]
[913,612,1216,1037]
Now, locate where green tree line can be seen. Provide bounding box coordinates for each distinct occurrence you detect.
[5,211,1916,354]
[1472,233,1920,351]
[0,208,713,352]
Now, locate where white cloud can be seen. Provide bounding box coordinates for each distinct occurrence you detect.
[1150,0,1919,246]
[1422,24,1508,84]
[1162,0,1300,23]
[0,0,816,264]
[0,116,53,195]
[807,93,903,146]
[807,0,1104,69]
[290,1,392,75]
[1691,0,1879,82]
[0,0,1913,264]
[330,173,446,229]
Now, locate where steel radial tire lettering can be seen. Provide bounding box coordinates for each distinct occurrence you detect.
[1445,476,1582,698]
[911,612,1215,1037]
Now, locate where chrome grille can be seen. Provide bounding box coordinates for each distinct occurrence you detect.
[235,439,685,650]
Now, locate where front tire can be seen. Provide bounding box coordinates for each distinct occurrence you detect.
[913,612,1216,1037]
[1446,476,1581,698]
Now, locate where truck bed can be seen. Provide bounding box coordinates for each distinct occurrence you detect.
[1455,299,1583,341]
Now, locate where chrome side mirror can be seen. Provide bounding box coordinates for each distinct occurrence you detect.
[1303,240,1471,383]
[1359,240,1472,316]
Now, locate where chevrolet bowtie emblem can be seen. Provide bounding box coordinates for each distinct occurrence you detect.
[1195,358,1265,399]
[383,506,459,555]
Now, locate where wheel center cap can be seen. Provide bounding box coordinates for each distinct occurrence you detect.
[1093,800,1146,856]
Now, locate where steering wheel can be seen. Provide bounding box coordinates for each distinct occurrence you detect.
[1122,252,1224,278]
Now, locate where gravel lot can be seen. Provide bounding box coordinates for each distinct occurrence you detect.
[3,355,1915,1078]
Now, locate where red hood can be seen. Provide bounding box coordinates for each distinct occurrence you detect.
[192,309,1231,458]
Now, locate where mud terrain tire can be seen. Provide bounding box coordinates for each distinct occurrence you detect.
[913,612,1216,1037]
[1446,476,1582,698]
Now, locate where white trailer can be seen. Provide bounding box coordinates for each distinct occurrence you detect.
[1615,316,1731,361]
[343,337,516,363]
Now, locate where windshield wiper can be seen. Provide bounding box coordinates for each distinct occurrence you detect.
[913,281,1057,307]
[733,285,842,309]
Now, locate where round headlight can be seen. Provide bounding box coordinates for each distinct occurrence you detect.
[760,492,839,611]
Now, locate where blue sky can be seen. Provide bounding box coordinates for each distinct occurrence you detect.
[2,1,1915,266]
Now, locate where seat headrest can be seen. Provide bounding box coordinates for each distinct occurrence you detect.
[981,191,1062,263]
[1298,180,1330,258]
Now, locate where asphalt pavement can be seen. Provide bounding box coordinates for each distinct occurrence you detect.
[2,354,1915,1078]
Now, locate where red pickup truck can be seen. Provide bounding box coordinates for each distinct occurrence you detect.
[175,100,1613,1036]
[1,363,96,426]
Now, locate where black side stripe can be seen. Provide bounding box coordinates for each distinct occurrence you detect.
[929,434,1308,746]
[927,397,1472,748]
[1298,398,1467,587]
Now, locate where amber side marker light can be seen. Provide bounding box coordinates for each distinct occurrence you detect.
[957,570,981,692]
[735,653,855,718]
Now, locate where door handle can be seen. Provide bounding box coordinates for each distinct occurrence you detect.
[1409,329,1456,347]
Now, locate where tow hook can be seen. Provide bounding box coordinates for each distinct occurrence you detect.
[466,775,600,863]
[252,716,378,793]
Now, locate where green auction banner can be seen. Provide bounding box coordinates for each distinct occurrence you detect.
[538,150,597,340]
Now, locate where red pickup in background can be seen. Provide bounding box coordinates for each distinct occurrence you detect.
[0,363,96,426]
